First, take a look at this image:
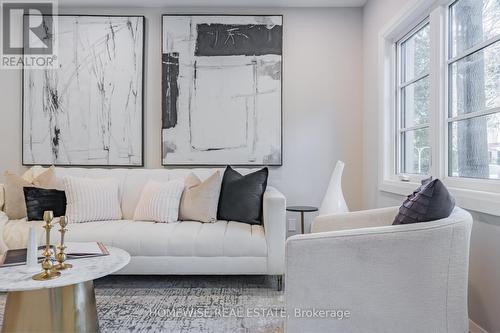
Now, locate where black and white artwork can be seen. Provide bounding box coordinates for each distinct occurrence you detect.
[162,15,282,165]
[23,15,144,166]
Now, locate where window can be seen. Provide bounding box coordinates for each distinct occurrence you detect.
[447,0,500,180]
[389,0,500,181]
[396,21,431,175]
[380,0,500,215]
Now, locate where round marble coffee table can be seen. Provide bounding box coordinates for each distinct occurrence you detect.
[0,245,130,333]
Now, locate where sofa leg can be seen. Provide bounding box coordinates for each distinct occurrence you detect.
[277,275,283,291]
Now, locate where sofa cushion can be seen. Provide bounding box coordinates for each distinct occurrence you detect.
[3,167,57,219]
[179,171,222,223]
[64,176,122,223]
[23,187,66,221]
[217,166,268,225]
[61,220,267,257]
[21,166,50,183]
[50,167,263,220]
[133,180,184,223]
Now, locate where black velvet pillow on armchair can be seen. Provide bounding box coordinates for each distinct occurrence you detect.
[393,177,455,225]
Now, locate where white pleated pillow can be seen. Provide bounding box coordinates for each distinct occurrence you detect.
[64,176,122,223]
[133,180,184,223]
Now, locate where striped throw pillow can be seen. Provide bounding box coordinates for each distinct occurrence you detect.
[64,176,122,223]
[133,180,184,223]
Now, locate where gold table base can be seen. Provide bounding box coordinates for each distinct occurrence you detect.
[2,281,98,333]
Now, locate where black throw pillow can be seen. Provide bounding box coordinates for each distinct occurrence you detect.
[393,177,455,225]
[23,187,67,221]
[217,166,268,225]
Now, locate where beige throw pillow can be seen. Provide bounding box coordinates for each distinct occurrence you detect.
[3,167,57,219]
[179,171,222,223]
[21,165,49,183]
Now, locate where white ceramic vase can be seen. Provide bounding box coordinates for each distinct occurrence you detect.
[319,160,349,215]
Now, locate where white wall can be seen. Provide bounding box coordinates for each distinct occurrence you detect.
[0,7,364,232]
[363,0,500,332]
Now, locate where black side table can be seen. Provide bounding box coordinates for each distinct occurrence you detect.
[286,206,318,234]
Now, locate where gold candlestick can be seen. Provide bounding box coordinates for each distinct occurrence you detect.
[54,216,72,270]
[32,211,61,281]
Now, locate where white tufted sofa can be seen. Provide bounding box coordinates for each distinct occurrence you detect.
[0,167,286,277]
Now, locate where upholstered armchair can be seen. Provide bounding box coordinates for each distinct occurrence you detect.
[285,206,473,333]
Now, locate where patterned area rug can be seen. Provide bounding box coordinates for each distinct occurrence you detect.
[0,275,284,333]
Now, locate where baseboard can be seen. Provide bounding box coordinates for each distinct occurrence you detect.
[469,319,488,333]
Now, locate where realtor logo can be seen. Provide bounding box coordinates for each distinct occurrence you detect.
[1,0,58,68]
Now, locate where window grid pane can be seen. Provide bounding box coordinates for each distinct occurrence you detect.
[401,24,430,83]
[448,41,500,118]
[397,21,431,175]
[449,113,500,179]
[401,76,430,128]
[450,0,500,59]
[401,127,431,175]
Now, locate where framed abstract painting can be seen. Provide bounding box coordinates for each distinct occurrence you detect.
[23,15,145,166]
[161,15,283,166]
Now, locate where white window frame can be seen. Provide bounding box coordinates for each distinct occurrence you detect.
[378,0,500,216]
[395,18,431,179]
